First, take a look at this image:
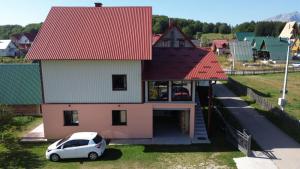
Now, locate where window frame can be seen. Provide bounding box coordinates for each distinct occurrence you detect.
[178,39,185,47]
[63,110,79,126]
[112,74,127,91]
[171,81,193,101]
[112,110,127,126]
[147,81,169,101]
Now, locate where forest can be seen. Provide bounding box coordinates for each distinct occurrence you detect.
[0,15,297,40]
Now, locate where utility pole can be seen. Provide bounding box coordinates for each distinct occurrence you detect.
[278,40,291,111]
[232,42,236,70]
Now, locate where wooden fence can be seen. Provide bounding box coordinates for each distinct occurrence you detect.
[214,106,252,156]
[224,67,300,76]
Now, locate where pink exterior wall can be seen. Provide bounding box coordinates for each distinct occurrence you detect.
[42,103,195,139]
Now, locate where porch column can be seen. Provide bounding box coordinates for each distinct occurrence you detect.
[168,81,172,102]
[145,81,148,102]
[192,81,196,102]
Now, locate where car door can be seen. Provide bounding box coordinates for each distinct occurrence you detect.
[75,139,90,158]
[60,140,79,158]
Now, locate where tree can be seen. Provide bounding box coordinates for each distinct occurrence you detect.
[0,105,14,141]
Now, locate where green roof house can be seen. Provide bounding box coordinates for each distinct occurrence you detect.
[0,64,42,115]
[236,32,255,41]
[245,37,289,61]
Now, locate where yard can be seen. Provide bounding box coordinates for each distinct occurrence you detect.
[230,72,300,119]
[0,116,243,169]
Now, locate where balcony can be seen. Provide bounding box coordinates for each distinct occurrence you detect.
[145,80,196,103]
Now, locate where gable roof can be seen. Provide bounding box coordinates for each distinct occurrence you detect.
[0,40,13,50]
[279,22,296,39]
[153,24,196,48]
[212,40,228,48]
[143,48,227,80]
[152,34,162,44]
[0,64,42,105]
[236,32,255,41]
[26,7,152,60]
[229,41,253,61]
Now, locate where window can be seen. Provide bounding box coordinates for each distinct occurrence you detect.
[179,40,185,47]
[148,81,169,101]
[64,111,79,126]
[77,140,89,146]
[63,140,78,148]
[162,40,169,47]
[171,81,192,101]
[112,75,127,91]
[112,110,127,125]
[93,134,103,144]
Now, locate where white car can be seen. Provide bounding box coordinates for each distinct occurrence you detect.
[46,132,106,162]
[292,62,300,68]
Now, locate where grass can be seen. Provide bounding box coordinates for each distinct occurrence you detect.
[216,55,288,71]
[0,56,30,63]
[230,72,300,119]
[200,33,234,47]
[0,116,243,169]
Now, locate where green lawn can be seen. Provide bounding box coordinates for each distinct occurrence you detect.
[0,116,243,169]
[231,72,300,119]
[0,56,30,63]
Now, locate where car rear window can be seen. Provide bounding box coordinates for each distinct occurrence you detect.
[93,134,103,144]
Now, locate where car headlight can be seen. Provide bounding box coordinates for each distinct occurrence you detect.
[47,149,52,152]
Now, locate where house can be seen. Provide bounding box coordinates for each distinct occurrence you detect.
[279,21,297,40]
[245,37,289,61]
[292,38,300,57]
[11,32,37,54]
[229,41,253,61]
[0,64,42,115]
[211,40,229,55]
[235,32,255,41]
[26,5,226,143]
[0,40,17,57]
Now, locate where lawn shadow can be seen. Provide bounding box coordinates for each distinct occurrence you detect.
[56,148,122,164]
[0,137,45,169]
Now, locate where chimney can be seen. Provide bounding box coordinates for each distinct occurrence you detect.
[94,2,103,7]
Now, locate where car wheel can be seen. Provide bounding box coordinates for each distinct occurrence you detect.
[88,152,98,161]
[50,154,60,162]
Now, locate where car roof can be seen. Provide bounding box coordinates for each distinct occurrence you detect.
[69,132,97,140]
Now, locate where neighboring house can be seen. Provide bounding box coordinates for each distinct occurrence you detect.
[0,40,17,57]
[246,37,289,61]
[292,38,300,56]
[279,21,297,40]
[191,40,201,47]
[11,32,37,54]
[229,41,253,61]
[26,5,226,143]
[235,32,255,41]
[0,64,42,115]
[211,40,229,55]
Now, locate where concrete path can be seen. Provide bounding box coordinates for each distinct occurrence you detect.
[234,151,278,169]
[21,123,47,142]
[214,84,300,169]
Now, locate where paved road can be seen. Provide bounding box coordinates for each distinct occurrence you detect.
[214,84,300,169]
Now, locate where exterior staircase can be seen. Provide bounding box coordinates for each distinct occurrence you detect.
[192,92,210,144]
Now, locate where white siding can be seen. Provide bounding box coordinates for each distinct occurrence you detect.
[42,60,142,103]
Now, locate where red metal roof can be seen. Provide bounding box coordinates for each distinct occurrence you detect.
[143,48,227,80]
[26,7,152,60]
[152,34,162,44]
[212,40,228,49]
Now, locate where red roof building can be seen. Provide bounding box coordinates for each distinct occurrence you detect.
[26,7,152,60]
[26,5,226,143]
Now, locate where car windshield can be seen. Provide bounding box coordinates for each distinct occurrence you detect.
[56,135,71,146]
[93,134,103,144]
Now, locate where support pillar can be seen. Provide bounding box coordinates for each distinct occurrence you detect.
[208,80,213,136]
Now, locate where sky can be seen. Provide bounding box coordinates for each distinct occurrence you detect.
[0,0,299,26]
